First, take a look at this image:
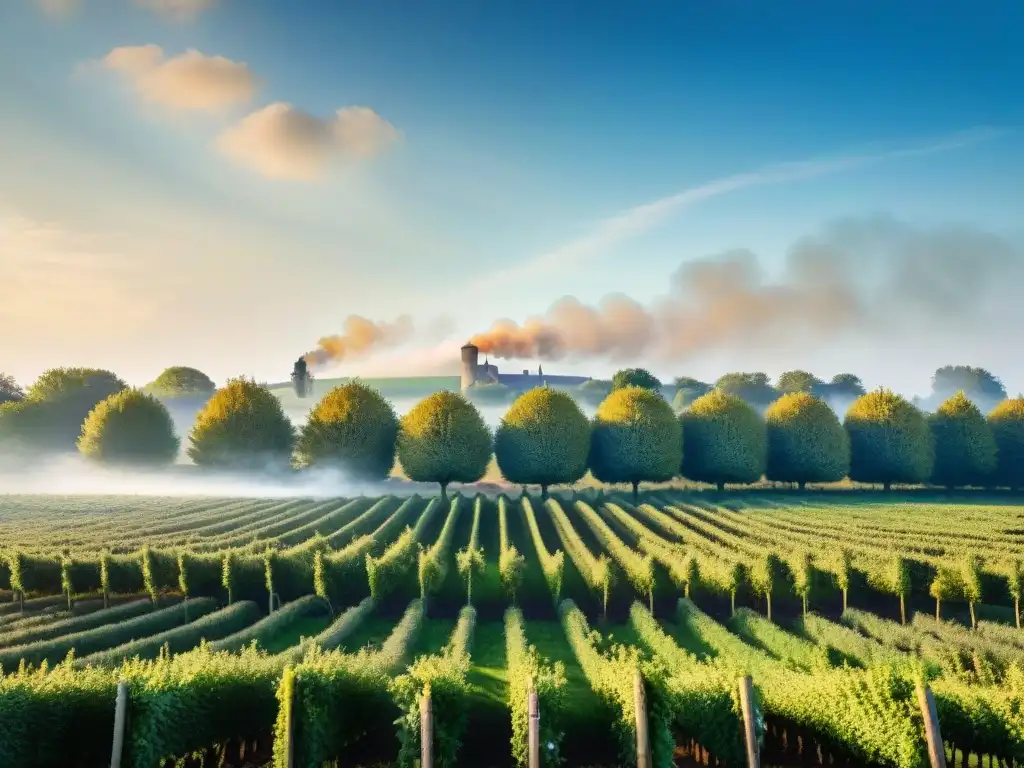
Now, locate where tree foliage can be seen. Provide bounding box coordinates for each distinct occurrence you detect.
[928,391,997,488]
[844,389,935,489]
[714,372,778,409]
[0,368,127,453]
[574,378,613,406]
[932,365,1006,402]
[145,367,216,399]
[681,390,767,490]
[295,381,398,479]
[776,370,824,395]
[988,397,1024,490]
[397,391,492,496]
[764,392,849,487]
[672,377,712,412]
[187,377,295,468]
[0,373,24,405]
[611,368,663,393]
[815,373,868,404]
[589,386,682,496]
[77,389,180,465]
[495,387,590,494]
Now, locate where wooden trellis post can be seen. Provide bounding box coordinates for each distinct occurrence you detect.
[916,683,947,768]
[110,679,129,768]
[738,676,760,768]
[634,671,651,768]
[528,689,540,768]
[420,693,434,768]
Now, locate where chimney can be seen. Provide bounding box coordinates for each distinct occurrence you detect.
[460,343,479,390]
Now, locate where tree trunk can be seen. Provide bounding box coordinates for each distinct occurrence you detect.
[684,582,690,599]
[798,480,806,491]
[467,573,473,606]
[632,481,640,503]
[767,593,773,623]
[440,482,448,501]
[802,594,808,616]
[900,594,906,625]
[541,484,549,500]
[969,601,977,630]
[936,598,941,621]
[884,481,892,492]
[730,591,736,616]
[649,589,654,614]
[717,481,725,492]
[842,588,848,613]
[1016,598,1020,630]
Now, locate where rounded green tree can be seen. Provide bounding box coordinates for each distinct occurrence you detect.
[495,387,591,496]
[187,377,295,469]
[681,390,767,491]
[0,368,127,453]
[988,397,1024,491]
[611,368,662,393]
[928,391,997,489]
[589,385,682,499]
[0,373,23,405]
[397,391,492,498]
[776,370,823,395]
[764,392,848,489]
[77,390,180,465]
[844,389,934,491]
[295,381,398,479]
[145,366,216,399]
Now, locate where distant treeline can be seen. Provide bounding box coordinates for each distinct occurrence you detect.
[1,364,1022,495]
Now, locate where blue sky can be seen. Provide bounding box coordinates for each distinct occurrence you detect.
[1,0,1023,396]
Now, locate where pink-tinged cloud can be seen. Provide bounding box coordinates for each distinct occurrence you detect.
[217,102,401,180]
[99,45,259,112]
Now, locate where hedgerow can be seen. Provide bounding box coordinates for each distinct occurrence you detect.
[123,645,284,768]
[78,600,261,667]
[574,500,655,611]
[282,596,375,663]
[505,606,566,767]
[315,495,423,607]
[547,499,614,615]
[0,597,152,648]
[0,597,218,671]
[676,598,927,767]
[274,599,424,768]
[367,497,443,601]
[456,496,486,605]
[498,496,526,602]
[559,599,675,768]
[520,497,565,604]
[392,605,476,767]
[419,496,464,607]
[209,595,329,654]
[628,602,746,764]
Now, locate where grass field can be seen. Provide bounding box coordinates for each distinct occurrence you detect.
[1,490,1024,767]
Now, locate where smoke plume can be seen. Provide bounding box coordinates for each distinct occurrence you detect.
[470,216,1023,363]
[304,314,415,369]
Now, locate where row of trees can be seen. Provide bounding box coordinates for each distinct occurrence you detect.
[574,365,1009,415]
[4,363,1022,496]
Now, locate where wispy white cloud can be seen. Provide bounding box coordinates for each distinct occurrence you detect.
[95,45,259,112]
[471,126,1006,290]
